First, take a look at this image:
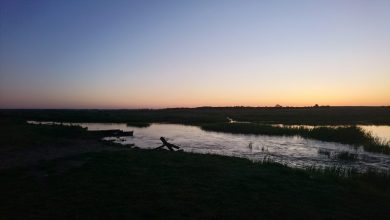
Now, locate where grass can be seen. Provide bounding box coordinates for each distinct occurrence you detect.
[0,118,131,150]
[317,150,359,162]
[336,151,358,161]
[0,118,94,149]
[1,149,390,219]
[201,123,390,154]
[2,106,390,125]
[1,117,390,219]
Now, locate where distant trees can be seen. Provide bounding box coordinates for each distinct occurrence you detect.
[272,104,331,108]
[312,104,330,108]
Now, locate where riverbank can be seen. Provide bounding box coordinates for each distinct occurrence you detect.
[0,118,131,169]
[1,149,390,219]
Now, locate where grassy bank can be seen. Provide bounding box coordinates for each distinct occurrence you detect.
[201,123,390,154]
[1,149,390,220]
[0,118,128,150]
[0,118,129,169]
[0,118,92,149]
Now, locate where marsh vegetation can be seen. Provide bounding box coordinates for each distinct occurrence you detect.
[1,109,390,219]
[2,106,390,125]
[201,123,390,154]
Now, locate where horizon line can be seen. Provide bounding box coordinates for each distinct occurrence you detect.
[1,105,390,110]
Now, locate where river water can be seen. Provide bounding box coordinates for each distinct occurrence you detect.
[27,121,390,172]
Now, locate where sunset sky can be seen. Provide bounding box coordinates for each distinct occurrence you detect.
[1,0,389,108]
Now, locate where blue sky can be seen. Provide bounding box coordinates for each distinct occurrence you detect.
[1,0,389,108]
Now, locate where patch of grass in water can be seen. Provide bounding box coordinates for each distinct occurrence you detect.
[336,151,358,161]
[201,123,390,154]
[126,122,151,128]
[306,165,358,177]
[317,149,331,158]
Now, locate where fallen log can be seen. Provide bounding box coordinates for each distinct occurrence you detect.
[155,137,180,151]
[90,130,134,137]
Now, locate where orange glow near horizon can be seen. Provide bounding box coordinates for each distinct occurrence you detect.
[1,82,389,109]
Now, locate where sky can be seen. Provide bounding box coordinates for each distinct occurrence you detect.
[0,0,389,109]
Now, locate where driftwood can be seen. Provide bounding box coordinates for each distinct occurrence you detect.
[90,129,133,137]
[155,137,180,151]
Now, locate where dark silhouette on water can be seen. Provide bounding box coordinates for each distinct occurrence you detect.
[155,137,180,151]
[90,129,133,137]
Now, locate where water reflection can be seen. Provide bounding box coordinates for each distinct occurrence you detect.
[359,125,390,142]
[27,121,390,172]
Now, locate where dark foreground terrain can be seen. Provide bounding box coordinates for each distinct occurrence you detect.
[1,116,390,219]
[2,150,390,220]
